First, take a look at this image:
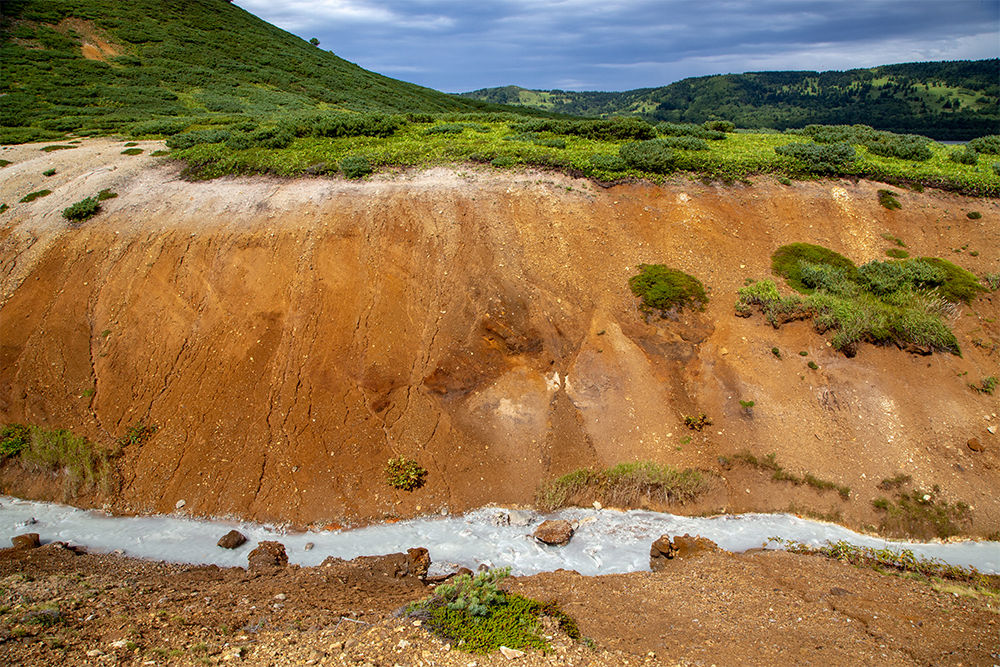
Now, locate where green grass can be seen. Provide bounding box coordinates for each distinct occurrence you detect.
[1,423,121,498]
[536,461,706,511]
[384,456,427,491]
[771,243,857,294]
[121,147,143,155]
[62,196,101,222]
[871,484,971,540]
[723,451,850,499]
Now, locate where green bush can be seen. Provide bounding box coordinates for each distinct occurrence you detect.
[917,257,987,304]
[657,122,725,140]
[629,264,708,313]
[166,129,232,150]
[771,243,857,294]
[340,155,372,179]
[948,147,979,165]
[966,211,982,219]
[62,197,100,222]
[97,189,117,201]
[856,259,944,296]
[404,568,578,654]
[619,140,675,173]
[659,136,709,151]
[43,168,56,177]
[878,189,901,209]
[967,135,1000,154]
[384,456,426,490]
[121,148,143,155]
[20,190,52,203]
[774,141,855,173]
[589,153,626,171]
[1,424,32,459]
[703,120,735,133]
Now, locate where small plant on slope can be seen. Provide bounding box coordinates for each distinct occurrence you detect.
[629,264,708,315]
[384,456,427,491]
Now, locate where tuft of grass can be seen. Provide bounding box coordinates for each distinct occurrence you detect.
[885,248,910,259]
[880,232,907,247]
[917,257,987,304]
[117,421,158,448]
[877,473,912,491]
[969,375,998,395]
[731,450,849,499]
[808,361,819,370]
[121,148,143,155]
[536,462,706,511]
[768,538,994,591]
[986,273,1000,291]
[40,145,77,153]
[966,211,982,219]
[771,346,781,358]
[404,568,579,654]
[877,189,901,209]
[97,189,118,201]
[384,456,427,491]
[683,413,712,431]
[629,264,708,315]
[3,424,121,499]
[20,190,52,203]
[43,168,56,177]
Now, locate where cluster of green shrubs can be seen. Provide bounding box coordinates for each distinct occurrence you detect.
[403,568,580,654]
[629,264,708,314]
[656,121,729,140]
[536,461,706,511]
[62,189,117,223]
[774,141,856,173]
[801,124,933,161]
[737,243,985,356]
[508,116,656,141]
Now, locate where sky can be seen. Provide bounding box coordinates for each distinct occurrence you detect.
[233,1,1000,93]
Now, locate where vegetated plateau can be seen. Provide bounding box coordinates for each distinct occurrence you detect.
[1,2,999,665]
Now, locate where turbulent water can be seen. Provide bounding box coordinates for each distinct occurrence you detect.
[2,497,997,575]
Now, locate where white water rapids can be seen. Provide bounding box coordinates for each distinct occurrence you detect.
[2,496,997,576]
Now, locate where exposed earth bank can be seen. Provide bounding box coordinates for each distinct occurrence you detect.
[1,138,999,536]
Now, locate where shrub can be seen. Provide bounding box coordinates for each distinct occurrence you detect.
[774,141,855,173]
[619,140,675,173]
[771,243,857,294]
[703,120,735,133]
[97,189,117,201]
[771,347,781,358]
[62,197,100,222]
[589,153,626,171]
[384,456,426,491]
[856,259,944,297]
[683,413,712,431]
[1,424,31,459]
[340,155,371,179]
[166,129,232,150]
[967,135,1000,154]
[404,568,578,654]
[987,273,1000,291]
[966,211,982,219]
[656,122,725,140]
[917,257,987,304]
[629,264,708,314]
[877,189,901,209]
[12,425,120,497]
[117,421,158,448]
[969,376,998,395]
[885,248,909,259]
[948,147,979,165]
[121,148,143,155]
[20,190,52,203]
[130,117,197,137]
[43,168,56,177]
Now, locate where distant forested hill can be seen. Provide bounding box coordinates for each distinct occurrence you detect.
[462,61,1000,140]
[0,0,541,143]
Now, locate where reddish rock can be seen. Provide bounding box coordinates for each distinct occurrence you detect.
[217,530,248,549]
[968,438,985,453]
[533,520,574,546]
[407,547,431,579]
[348,548,432,580]
[247,541,288,571]
[12,533,40,549]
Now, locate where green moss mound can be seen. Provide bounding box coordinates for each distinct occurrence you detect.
[629,264,708,313]
[770,243,857,294]
[918,257,987,304]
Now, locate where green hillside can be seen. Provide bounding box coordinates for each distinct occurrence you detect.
[463,61,1000,141]
[0,0,543,144]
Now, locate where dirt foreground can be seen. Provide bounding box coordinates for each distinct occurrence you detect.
[1,539,998,667]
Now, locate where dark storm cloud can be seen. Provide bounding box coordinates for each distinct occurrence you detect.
[235,1,999,92]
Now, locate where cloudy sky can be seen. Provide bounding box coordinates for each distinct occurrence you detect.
[234,1,1000,93]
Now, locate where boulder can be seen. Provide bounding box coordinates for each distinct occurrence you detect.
[349,548,431,580]
[650,533,719,570]
[247,541,288,571]
[532,520,573,546]
[217,530,248,549]
[11,533,40,549]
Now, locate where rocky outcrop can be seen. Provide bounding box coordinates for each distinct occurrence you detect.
[533,520,574,546]
[247,541,288,571]
[11,533,40,549]
[217,530,248,549]
[333,547,431,581]
[650,534,719,570]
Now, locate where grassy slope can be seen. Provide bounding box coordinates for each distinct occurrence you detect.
[0,0,544,143]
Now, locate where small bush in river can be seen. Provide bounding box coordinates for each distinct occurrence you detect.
[384,456,427,491]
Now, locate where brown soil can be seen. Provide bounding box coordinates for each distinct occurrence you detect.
[1,541,997,667]
[1,137,999,666]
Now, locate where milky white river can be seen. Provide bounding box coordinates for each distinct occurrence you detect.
[2,496,997,575]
